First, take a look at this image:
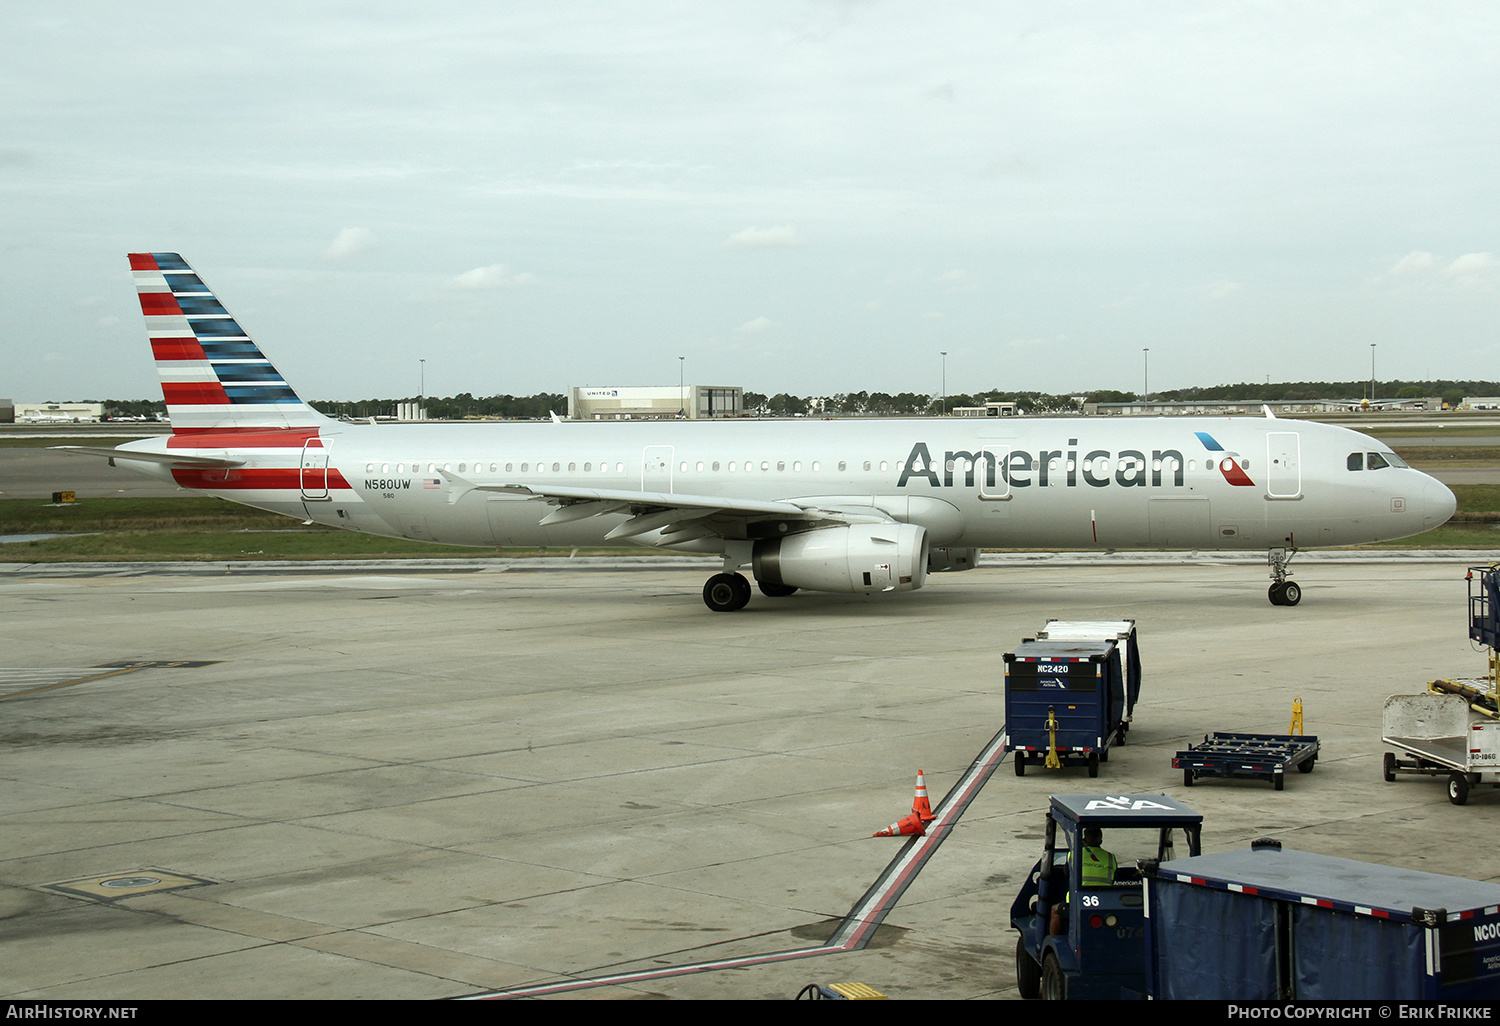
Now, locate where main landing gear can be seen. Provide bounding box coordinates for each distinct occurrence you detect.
[1268,546,1301,606]
[703,572,752,612]
[702,572,798,611]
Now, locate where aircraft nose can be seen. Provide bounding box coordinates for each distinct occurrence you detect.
[1422,475,1457,529]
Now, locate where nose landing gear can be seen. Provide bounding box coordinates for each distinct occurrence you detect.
[1268,546,1301,606]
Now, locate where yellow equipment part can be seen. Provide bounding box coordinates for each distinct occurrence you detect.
[1428,677,1500,720]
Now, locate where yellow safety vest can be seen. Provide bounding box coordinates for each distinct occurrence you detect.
[1080,845,1116,887]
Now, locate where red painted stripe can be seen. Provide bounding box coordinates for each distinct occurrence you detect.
[151,338,207,361]
[1218,458,1257,487]
[167,429,320,449]
[169,467,352,491]
[128,253,159,270]
[139,293,182,316]
[162,381,231,405]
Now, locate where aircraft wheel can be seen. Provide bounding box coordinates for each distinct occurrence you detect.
[1448,772,1470,806]
[1281,581,1302,606]
[1269,583,1286,605]
[1041,951,1067,1001]
[1015,937,1041,999]
[757,580,798,598]
[703,573,751,612]
[1383,752,1397,782]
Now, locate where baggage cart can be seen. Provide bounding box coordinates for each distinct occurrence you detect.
[1144,839,1500,999]
[1382,688,1500,805]
[1033,619,1142,734]
[1173,731,1319,790]
[1004,640,1126,777]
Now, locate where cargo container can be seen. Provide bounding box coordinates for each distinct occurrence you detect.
[1145,840,1500,999]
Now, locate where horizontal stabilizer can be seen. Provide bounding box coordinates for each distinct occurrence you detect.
[52,445,245,468]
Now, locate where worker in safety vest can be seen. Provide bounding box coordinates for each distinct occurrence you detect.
[1079,826,1117,887]
[1048,826,1119,935]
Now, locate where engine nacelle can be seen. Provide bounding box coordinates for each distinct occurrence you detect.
[928,546,982,573]
[753,523,928,595]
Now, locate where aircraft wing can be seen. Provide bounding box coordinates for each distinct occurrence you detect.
[52,446,246,468]
[443,473,891,543]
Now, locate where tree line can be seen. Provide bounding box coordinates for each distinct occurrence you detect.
[71,379,1500,421]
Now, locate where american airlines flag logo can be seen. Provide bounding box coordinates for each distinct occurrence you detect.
[1194,432,1256,487]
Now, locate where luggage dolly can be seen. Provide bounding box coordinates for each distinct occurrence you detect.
[1174,731,1319,791]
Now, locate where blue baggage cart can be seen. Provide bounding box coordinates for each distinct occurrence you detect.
[1146,839,1500,999]
[1005,639,1126,777]
[1034,619,1142,734]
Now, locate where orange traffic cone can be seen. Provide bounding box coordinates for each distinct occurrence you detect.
[911,770,935,823]
[873,811,926,837]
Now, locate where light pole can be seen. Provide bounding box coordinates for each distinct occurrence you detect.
[940,351,947,415]
[1143,348,1150,403]
[679,356,685,419]
[419,358,425,398]
[1370,344,1377,403]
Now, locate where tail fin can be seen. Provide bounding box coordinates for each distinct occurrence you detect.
[129,253,332,431]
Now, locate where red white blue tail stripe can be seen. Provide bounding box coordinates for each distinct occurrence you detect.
[129,253,330,432]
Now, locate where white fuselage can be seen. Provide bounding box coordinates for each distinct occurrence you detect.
[118,415,1456,553]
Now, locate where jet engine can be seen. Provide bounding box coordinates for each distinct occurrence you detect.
[753,523,928,594]
[927,546,982,573]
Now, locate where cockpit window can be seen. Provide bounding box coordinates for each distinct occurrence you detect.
[1347,452,1363,471]
[1367,452,1390,470]
[1381,451,1408,468]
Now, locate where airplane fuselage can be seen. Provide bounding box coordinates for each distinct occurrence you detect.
[120,415,1453,553]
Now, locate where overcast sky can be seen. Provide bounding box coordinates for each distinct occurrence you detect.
[4,2,1498,402]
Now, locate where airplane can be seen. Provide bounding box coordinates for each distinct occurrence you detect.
[59,252,1458,611]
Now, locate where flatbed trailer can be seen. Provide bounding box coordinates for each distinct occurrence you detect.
[1173,731,1318,790]
[1382,688,1500,805]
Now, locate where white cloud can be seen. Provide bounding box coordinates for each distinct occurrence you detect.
[447,264,542,290]
[725,225,806,250]
[1383,250,1497,291]
[1388,251,1435,275]
[734,316,776,335]
[1447,252,1499,291]
[1206,281,1241,300]
[323,227,379,262]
